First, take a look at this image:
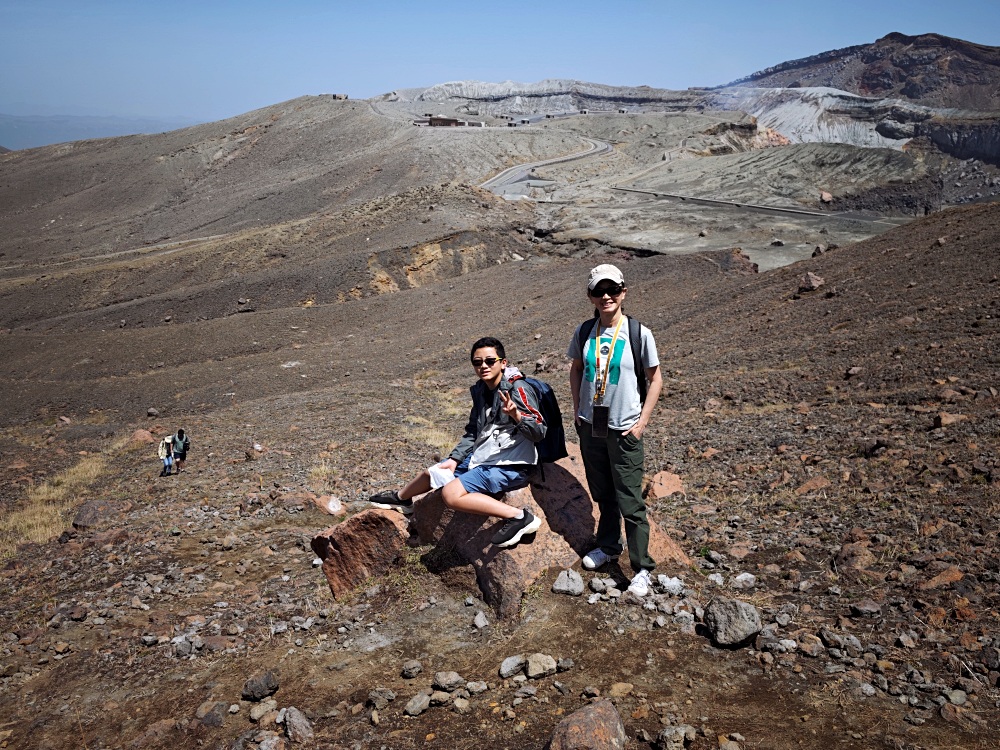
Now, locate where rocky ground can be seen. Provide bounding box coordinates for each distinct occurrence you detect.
[1,198,998,749]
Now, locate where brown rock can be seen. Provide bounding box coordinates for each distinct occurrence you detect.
[131,429,155,444]
[411,443,689,618]
[648,471,685,500]
[834,542,875,571]
[926,607,948,627]
[919,565,963,590]
[313,495,346,517]
[798,272,825,292]
[276,490,316,511]
[548,700,626,750]
[311,510,410,598]
[795,476,831,496]
[940,703,965,724]
[820,190,833,203]
[934,412,967,428]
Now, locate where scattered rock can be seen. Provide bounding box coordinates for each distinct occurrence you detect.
[243,670,280,701]
[311,509,410,598]
[704,597,762,646]
[798,272,824,292]
[500,655,526,678]
[282,707,313,743]
[648,471,685,499]
[404,693,430,717]
[548,700,626,750]
[552,569,584,596]
[526,653,557,679]
[432,671,466,691]
[401,660,423,678]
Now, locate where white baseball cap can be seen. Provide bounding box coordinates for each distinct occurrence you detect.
[587,263,625,290]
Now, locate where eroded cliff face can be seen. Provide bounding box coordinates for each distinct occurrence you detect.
[917,117,1000,164]
[416,79,705,117]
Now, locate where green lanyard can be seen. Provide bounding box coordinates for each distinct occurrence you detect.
[593,315,624,404]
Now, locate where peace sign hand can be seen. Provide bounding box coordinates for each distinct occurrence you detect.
[499,390,521,422]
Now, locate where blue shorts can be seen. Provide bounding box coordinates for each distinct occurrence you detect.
[454,457,530,497]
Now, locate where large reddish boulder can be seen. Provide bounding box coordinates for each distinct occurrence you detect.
[548,699,626,750]
[131,429,155,445]
[410,442,690,618]
[311,510,410,598]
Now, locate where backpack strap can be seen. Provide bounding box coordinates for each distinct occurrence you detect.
[628,315,647,405]
[579,316,647,404]
[576,316,598,354]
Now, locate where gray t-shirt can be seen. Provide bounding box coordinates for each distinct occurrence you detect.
[567,318,659,430]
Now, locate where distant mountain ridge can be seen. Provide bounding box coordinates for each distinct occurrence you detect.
[725,32,1000,110]
[0,113,203,150]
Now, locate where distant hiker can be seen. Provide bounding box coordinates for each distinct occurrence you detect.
[157,434,174,477]
[369,336,546,548]
[172,428,191,473]
[568,264,663,597]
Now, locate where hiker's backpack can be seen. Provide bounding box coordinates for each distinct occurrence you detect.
[576,315,648,404]
[520,376,568,466]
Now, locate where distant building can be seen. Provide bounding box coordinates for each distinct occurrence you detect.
[332,94,349,100]
[618,108,628,114]
[507,121,518,127]
[520,118,530,125]
[580,109,589,114]
[428,116,462,127]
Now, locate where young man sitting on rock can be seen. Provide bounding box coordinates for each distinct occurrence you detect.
[369,336,546,548]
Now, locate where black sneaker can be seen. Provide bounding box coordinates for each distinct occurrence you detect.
[491,511,542,548]
[369,490,414,515]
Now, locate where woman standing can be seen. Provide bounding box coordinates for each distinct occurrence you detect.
[567,264,663,596]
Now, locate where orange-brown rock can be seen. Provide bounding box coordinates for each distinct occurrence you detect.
[131,429,155,444]
[834,542,875,571]
[410,443,690,618]
[919,565,963,590]
[795,475,831,496]
[548,699,626,750]
[313,495,346,517]
[311,510,410,598]
[648,471,685,500]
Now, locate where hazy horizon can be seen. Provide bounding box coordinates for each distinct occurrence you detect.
[3,0,1000,124]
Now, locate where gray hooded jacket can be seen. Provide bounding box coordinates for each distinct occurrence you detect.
[448,368,546,468]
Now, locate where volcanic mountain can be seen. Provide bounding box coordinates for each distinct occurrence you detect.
[726,31,1000,110]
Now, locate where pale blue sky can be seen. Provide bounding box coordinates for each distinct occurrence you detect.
[2,0,999,121]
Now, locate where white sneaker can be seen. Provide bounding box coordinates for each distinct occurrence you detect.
[582,548,613,570]
[628,569,652,597]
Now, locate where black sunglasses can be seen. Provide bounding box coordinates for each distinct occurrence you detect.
[589,283,624,297]
[471,357,502,367]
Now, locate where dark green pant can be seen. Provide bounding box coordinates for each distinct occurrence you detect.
[577,421,655,572]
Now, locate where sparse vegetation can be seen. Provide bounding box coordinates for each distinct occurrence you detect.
[0,454,105,559]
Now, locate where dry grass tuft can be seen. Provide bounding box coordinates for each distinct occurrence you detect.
[0,455,106,560]
[308,460,338,491]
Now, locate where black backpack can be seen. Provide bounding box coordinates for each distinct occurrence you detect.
[576,315,648,404]
[515,375,568,466]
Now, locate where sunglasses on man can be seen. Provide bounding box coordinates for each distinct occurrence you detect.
[471,357,502,367]
[589,283,624,298]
